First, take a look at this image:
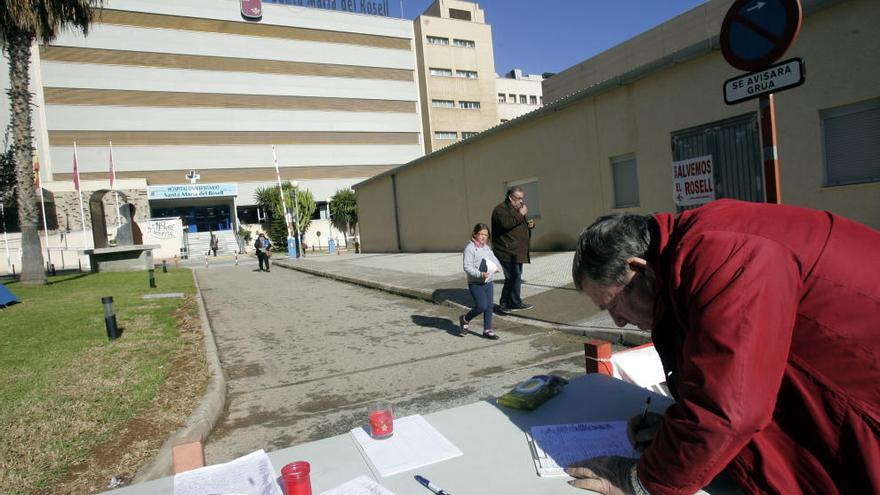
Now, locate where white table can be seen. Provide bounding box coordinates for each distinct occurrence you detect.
[103,374,741,494]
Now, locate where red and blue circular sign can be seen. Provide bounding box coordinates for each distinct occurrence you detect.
[720,0,803,72]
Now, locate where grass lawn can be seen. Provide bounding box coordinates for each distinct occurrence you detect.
[0,269,201,494]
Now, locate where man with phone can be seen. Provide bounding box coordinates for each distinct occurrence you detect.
[491,186,535,313]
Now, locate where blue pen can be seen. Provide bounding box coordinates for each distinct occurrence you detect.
[415,475,451,495]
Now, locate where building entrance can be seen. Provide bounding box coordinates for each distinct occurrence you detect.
[151,204,232,233]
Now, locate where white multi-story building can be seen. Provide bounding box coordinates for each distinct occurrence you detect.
[495,68,543,124]
[2,0,422,251]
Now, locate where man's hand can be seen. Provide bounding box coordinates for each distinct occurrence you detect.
[482,271,490,280]
[627,411,663,451]
[565,456,638,494]
[519,204,528,216]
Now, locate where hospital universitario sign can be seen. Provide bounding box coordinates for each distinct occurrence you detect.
[148,184,239,200]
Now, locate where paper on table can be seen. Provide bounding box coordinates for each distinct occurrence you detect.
[173,449,282,495]
[319,475,396,495]
[350,415,463,477]
[526,421,640,477]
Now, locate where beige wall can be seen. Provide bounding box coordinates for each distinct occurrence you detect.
[357,0,880,253]
[414,0,498,153]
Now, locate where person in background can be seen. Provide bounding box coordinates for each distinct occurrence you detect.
[210,230,219,257]
[461,223,503,339]
[491,186,535,313]
[253,233,272,272]
[566,199,880,495]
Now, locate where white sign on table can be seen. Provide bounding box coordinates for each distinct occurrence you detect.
[672,155,715,207]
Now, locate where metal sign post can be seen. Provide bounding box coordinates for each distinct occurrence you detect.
[720,0,803,204]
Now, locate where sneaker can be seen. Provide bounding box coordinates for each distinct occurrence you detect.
[482,329,500,340]
[508,304,533,311]
[458,315,469,336]
[496,305,511,314]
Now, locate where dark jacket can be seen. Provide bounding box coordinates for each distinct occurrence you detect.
[491,200,531,263]
[640,199,880,495]
[253,237,271,253]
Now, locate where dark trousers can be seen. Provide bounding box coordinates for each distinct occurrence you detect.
[499,260,523,308]
[465,282,494,330]
[257,252,270,271]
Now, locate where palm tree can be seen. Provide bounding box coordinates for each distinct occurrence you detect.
[253,182,316,250]
[329,188,357,246]
[1,0,104,284]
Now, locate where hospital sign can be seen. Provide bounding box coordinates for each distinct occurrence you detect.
[148,183,238,200]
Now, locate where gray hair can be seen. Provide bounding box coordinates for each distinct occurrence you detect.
[506,185,523,199]
[572,213,653,290]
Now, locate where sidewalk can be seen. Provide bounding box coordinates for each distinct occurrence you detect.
[274,250,649,345]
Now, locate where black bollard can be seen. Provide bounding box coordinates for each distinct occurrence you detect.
[102,296,120,340]
[162,259,168,273]
[149,268,157,288]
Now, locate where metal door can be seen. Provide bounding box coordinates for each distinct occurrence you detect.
[671,113,763,211]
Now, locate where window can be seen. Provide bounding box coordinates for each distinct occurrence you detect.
[530,95,538,105]
[431,99,454,108]
[509,93,516,102]
[498,93,507,103]
[427,36,449,45]
[453,38,475,48]
[456,70,478,79]
[821,98,880,186]
[506,178,541,219]
[429,67,452,77]
[311,201,329,220]
[462,132,479,139]
[500,119,509,123]
[519,95,527,104]
[459,101,481,110]
[435,131,458,140]
[448,8,472,21]
[611,154,640,208]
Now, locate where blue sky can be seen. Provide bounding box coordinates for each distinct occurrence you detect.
[392,0,708,75]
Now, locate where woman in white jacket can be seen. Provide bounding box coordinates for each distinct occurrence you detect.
[461,223,503,339]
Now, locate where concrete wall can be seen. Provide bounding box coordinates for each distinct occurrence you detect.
[356,0,880,253]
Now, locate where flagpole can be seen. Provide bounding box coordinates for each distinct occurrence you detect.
[109,141,121,226]
[271,145,293,239]
[73,142,90,249]
[34,153,52,267]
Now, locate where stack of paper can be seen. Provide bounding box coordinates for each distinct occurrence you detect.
[350,415,463,477]
[526,421,640,477]
[173,449,282,495]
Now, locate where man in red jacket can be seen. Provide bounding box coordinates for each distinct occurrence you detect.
[567,200,880,495]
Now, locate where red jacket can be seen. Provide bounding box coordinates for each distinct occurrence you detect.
[639,200,880,495]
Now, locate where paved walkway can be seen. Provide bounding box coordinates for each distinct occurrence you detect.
[274,250,648,345]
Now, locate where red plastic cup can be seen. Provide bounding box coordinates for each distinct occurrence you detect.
[281,461,312,495]
[368,402,394,439]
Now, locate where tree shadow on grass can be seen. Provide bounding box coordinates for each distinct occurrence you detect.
[47,273,91,285]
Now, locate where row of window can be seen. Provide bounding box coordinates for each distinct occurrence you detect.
[426,36,475,48]
[499,93,541,105]
[434,131,480,140]
[429,68,478,79]
[431,100,481,109]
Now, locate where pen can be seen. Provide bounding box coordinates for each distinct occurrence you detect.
[415,474,451,495]
[638,396,652,428]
